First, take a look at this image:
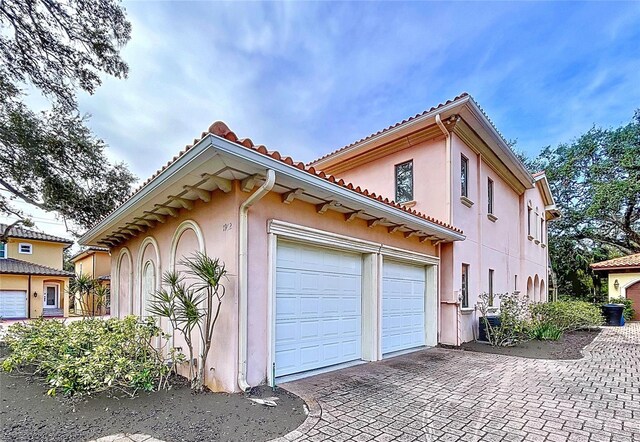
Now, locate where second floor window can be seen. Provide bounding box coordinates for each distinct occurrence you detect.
[527,206,532,236]
[19,243,32,254]
[395,160,413,203]
[0,242,5,259]
[461,155,469,197]
[461,264,469,308]
[487,178,494,214]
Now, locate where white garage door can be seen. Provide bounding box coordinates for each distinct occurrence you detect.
[275,241,362,377]
[0,290,27,319]
[382,261,426,354]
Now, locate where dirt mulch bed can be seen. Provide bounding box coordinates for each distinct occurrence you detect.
[461,328,601,360]
[0,363,306,442]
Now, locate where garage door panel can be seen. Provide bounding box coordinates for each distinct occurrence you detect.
[0,290,27,319]
[382,261,426,354]
[276,242,362,377]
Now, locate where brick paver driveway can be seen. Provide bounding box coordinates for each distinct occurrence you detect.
[279,324,640,442]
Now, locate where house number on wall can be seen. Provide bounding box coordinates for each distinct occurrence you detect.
[223,223,233,232]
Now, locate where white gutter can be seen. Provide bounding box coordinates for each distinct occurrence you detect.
[238,169,276,392]
[435,114,452,224]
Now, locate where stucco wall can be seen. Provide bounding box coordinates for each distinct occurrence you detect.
[608,272,640,299]
[0,275,69,318]
[6,239,66,269]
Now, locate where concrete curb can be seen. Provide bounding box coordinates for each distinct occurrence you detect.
[267,383,322,442]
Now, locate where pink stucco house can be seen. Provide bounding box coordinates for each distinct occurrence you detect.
[79,93,558,392]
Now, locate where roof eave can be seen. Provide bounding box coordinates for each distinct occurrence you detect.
[80,134,465,246]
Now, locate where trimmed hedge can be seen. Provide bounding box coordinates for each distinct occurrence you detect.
[530,301,604,332]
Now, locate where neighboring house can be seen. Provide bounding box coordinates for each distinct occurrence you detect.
[591,253,640,320]
[78,93,556,392]
[310,93,559,344]
[0,224,74,319]
[70,246,111,315]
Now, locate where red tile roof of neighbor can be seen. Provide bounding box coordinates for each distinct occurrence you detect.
[93,120,463,235]
[591,253,640,270]
[0,223,73,244]
[0,258,74,276]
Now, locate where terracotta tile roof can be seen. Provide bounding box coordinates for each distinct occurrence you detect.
[91,122,463,236]
[0,258,74,276]
[0,223,73,244]
[70,246,109,262]
[532,171,545,178]
[591,253,640,270]
[308,93,471,165]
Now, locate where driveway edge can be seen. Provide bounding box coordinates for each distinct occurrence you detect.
[267,383,322,442]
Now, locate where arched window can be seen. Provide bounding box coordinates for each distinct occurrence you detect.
[142,260,156,317]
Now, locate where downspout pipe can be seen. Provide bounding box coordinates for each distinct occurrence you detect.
[435,114,452,224]
[238,169,276,392]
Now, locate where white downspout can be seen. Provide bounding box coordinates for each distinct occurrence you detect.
[435,114,452,224]
[238,169,276,392]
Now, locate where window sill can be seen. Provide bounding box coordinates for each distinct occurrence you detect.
[541,243,546,248]
[534,239,540,245]
[487,213,498,223]
[460,196,474,208]
[527,235,534,241]
[400,200,417,208]
[460,307,475,315]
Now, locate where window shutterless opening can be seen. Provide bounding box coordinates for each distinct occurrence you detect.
[461,155,469,197]
[395,160,413,203]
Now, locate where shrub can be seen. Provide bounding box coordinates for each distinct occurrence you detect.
[477,292,530,347]
[1,316,181,397]
[530,301,604,332]
[529,322,563,341]
[607,297,635,321]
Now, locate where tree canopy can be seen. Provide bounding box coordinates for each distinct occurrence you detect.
[0,0,136,232]
[531,110,640,299]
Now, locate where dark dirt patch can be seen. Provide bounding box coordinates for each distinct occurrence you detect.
[461,328,601,360]
[0,365,306,442]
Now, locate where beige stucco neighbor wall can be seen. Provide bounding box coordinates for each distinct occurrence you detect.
[608,272,640,299]
[6,239,66,269]
[0,274,69,318]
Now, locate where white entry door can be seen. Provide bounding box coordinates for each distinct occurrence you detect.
[44,285,58,309]
[382,260,426,354]
[275,241,362,377]
[0,290,27,318]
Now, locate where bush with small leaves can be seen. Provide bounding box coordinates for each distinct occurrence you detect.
[530,301,604,333]
[1,316,181,397]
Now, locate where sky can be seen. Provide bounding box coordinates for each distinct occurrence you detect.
[5,1,640,239]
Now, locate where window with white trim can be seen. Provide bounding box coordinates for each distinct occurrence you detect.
[0,242,5,259]
[487,178,494,215]
[18,243,32,254]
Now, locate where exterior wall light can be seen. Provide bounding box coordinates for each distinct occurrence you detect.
[613,279,620,291]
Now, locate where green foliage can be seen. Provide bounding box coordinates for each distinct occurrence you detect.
[0,0,135,229]
[68,274,109,317]
[530,301,604,333]
[529,322,563,341]
[607,297,635,321]
[150,252,227,392]
[477,292,530,347]
[526,110,640,299]
[1,317,180,397]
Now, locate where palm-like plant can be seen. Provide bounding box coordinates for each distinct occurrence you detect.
[68,273,95,317]
[149,253,226,391]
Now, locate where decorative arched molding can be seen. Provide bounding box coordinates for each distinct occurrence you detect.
[113,247,133,318]
[534,274,540,302]
[526,276,533,299]
[169,219,206,270]
[622,277,640,297]
[540,280,546,302]
[142,260,157,318]
[137,236,161,317]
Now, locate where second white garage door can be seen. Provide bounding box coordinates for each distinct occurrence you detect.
[382,260,426,354]
[0,290,27,319]
[275,241,362,377]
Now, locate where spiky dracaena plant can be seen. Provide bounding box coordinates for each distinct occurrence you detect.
[68,273,95,317]
[149,253,226,391]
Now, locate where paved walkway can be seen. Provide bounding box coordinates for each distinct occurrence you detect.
[278,324,640,442]
[90,324,640,442]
